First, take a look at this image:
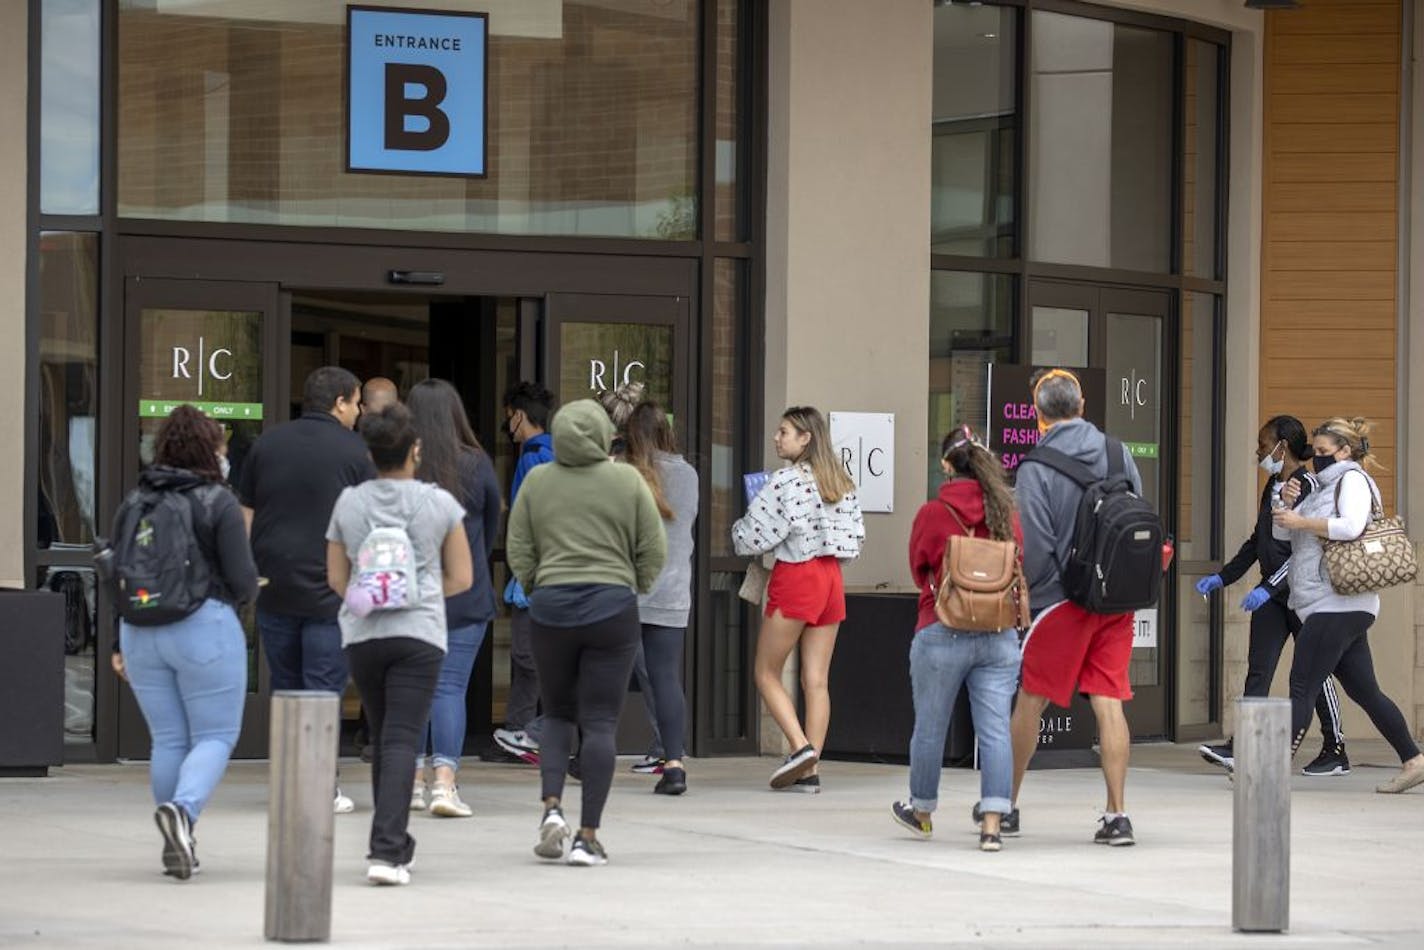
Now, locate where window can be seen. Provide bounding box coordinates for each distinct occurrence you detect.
[118,0,700,238]
[41,0,101,215]
[927,271,1014,497]
[931,4,1017,257]
[1184,40,1222,279]
[1029,12,1174,272]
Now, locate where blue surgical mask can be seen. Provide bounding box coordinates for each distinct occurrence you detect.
[1258,453,1283,476]
[217,453,231,481]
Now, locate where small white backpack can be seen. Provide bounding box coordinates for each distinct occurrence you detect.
[352,525,419,612]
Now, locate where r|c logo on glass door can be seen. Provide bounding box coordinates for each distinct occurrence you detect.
[347,7,488,177]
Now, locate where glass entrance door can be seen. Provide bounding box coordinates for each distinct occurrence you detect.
[116,279,285,759]
[1027,281,1173,740]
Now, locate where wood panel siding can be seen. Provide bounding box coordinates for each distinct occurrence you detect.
[1262,1,1401,510]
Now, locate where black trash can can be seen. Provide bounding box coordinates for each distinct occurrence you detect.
[0,589,65,776]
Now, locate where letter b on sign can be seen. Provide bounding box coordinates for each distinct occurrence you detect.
[384,64,450,152]
[348,8,487,176]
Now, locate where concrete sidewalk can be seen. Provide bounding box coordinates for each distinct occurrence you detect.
[1,741,1420,948]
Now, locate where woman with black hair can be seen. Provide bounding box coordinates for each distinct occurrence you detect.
[892,425,1023,852]
[406,379,502,818]
[326,404,473,885]
[1196,415,1348,777]
[112,405,258,880]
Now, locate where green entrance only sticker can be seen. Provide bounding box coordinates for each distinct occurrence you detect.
[1123,441,1158,459]
[139,400,264,421]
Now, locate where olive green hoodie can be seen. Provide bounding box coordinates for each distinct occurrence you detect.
[506,399,667,594]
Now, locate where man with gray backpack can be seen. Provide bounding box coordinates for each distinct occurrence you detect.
[1009,368,1160,848]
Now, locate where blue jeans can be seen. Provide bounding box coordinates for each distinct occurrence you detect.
[421,622,489,772]
[256,608,348,693]
[908,623,1020,816]
[121,600,247,823]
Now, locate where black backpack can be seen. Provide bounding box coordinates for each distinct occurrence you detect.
[1020,436,1162,614]
[105,484,221,626]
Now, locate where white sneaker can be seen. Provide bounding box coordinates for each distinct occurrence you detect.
[494,727,540,757]
[429,783,472,818]
[334,789,355,814]
[533,806,570,859]
[366,862,411,886]
[410,782,427,812]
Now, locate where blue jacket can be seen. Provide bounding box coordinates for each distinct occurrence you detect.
[504,433,555,606]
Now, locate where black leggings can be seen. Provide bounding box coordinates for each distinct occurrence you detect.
[642,624,688,762]
[1288,612,1421,763]
[1244,599,1343,750]
[346,637,443,865]
[531,605,641,829]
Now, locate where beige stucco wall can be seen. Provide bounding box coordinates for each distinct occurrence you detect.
[0,3,26,589]
[763,0,932,593]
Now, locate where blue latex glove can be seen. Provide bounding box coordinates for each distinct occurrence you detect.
[503,577,529,609]
[1241,586,1271,612]
[1194,574,1223,596]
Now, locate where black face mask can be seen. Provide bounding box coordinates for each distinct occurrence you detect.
[1312,454,1338,474]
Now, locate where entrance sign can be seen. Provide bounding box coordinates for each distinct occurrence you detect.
[347,6,489,177]
[1133,608,1159,649]
[985,364,1106,477]
[829,412,894,513]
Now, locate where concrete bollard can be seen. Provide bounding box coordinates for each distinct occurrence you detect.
[265,691,339,943]
[1232,697,1291,933]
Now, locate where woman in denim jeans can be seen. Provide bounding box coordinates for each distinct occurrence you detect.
[892,425,1023,852]
[111,406,259,880]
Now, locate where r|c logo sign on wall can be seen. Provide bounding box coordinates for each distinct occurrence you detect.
[347,6,488,177]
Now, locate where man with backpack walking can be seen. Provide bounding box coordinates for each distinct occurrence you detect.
[238,366,375,813]
[1010,368,1160,847]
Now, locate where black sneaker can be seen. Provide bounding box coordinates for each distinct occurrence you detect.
[155,802,195,880]
[1198,740,1234,773]
[1302,747,1350,777]
[654,767,687,796]
[1093,814,1135,847]
[567,834,608,867]
[971,802,1020,837]
[788,774,821,794]
[769,744,818,789]
[979,832,1002,853]
[890,801,933,839]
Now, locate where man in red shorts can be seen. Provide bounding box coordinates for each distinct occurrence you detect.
[1009,369,1143,847]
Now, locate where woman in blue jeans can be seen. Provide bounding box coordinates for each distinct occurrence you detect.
[407,380,502,817]
[111,406,259,880]
[892,425,1023,852]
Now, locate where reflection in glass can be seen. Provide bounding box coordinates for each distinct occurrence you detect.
[38,232,99,549]
[709,573,749,740]
[928,272,1014,497]
[118,0,699,238]
[557,322,674,412]
[1029,12,1173,272]
[1177,292,1219,726]
[47,566,99,744]
[41,0,101,215]
[714,0,742,242]
[711,260,745,556]
[932,4,1016,257]
[1030,306,1089,368]
[1184,41,1221,278]
[137,309,264,489]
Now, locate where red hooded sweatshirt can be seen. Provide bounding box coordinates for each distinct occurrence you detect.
[908,478,1024,632]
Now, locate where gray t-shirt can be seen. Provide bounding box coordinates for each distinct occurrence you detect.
[326,479,465,653]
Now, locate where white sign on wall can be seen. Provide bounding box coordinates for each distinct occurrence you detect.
[1133,609,1158,649]
[830,412,894,513]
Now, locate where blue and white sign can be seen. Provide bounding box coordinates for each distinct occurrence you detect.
[347,6,488,177]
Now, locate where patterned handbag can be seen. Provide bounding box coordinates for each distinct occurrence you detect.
[1322,473,1418,595]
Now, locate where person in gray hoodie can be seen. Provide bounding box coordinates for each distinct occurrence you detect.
[1271,417,1424,794]
[617,401,699,796]
[1010,369,1143,847]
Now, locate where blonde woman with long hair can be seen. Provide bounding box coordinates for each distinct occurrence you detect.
[733,406,865,790]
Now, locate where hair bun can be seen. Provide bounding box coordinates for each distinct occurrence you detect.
[1350,416,1372,437]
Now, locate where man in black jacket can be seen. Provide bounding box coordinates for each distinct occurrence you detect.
[238,366,375,812]
[1194,416,1347,776]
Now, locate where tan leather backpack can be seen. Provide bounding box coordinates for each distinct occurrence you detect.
[933,506,1031,632]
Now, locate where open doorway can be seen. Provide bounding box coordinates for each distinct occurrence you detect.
[288,290,521,758]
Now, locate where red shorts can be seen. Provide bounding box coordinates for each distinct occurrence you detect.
[765,557,846,627]
[1020,600,1134,708]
